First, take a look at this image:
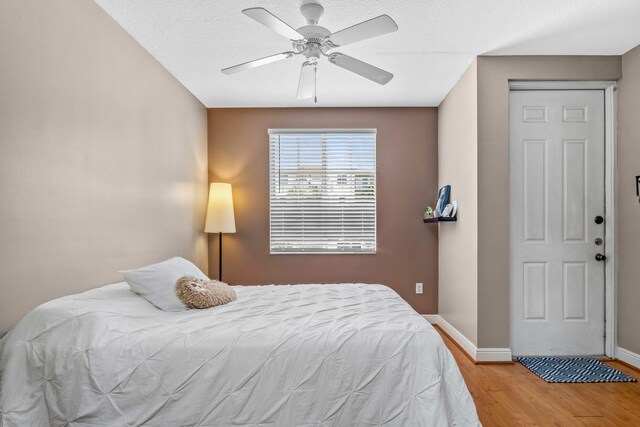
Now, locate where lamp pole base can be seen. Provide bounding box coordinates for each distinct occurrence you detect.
[218,232,223,281]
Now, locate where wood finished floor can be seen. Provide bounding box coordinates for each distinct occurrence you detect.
[437,328,640,426]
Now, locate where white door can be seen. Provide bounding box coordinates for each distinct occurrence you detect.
[510,90,606,356]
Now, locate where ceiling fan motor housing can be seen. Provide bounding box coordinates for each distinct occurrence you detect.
[293,24,332,61]
[296,25,331,43]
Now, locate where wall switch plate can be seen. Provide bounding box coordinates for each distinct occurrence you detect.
[416,283,423,294]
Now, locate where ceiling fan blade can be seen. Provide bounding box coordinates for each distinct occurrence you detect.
[242,7,304,41]
[328,53,393,85]
[297,62,316,100]
[221,51,295,74]
[328,15,398,47]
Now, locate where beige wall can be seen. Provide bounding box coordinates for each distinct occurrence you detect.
[208,108,439,314]
[437,61,479,345]
[618,46,640,355]
[0,0,209,335]
[476,56,622,348]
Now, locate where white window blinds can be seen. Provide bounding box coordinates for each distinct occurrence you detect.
[269,129,376,254]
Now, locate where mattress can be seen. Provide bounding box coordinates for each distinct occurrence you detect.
[0,282,480,426]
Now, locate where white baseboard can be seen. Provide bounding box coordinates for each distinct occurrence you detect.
[422,314,440,324]
[424,315,478,360]
[476,348,513,363]
[616,346,640,370]
[422,314,512,363]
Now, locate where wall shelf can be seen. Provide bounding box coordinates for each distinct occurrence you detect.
[423,217,457,223]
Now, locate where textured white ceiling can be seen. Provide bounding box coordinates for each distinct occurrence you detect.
[95,0,640,107]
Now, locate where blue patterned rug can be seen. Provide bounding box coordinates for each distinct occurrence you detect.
[518,357,637,383]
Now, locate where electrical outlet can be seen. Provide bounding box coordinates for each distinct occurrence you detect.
[416,283,423,294]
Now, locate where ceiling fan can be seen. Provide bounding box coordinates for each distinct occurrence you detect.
[221,3,398,102]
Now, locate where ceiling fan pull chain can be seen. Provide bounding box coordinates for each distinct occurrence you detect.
[314,64,318,103]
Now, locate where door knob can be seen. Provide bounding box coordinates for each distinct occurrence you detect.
[595,216,604,224]
[595,253,607,262]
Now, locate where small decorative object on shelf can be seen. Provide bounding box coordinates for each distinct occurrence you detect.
[424,206,435,220]
[424,185,457,223]
[435,185,451,216]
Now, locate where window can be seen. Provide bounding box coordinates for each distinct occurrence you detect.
[269,129,376,254]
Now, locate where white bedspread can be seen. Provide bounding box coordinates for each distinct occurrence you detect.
[0,283,479,426]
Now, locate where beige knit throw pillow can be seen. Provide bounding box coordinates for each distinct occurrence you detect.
[175,275,237,309]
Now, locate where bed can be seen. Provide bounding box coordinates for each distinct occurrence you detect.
[0,283,479,426]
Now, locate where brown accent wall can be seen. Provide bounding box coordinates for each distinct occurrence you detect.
[0,0,208,335]
[618,45,640,355]
[208,108,438,313]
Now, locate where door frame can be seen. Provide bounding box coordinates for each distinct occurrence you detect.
[509,80,617,357]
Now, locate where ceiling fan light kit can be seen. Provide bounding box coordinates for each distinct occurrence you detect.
[221,3,398,103]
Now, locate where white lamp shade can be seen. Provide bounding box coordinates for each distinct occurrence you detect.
[205,183,236,233]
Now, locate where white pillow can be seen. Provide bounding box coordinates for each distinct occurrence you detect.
[121,257,210,311]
